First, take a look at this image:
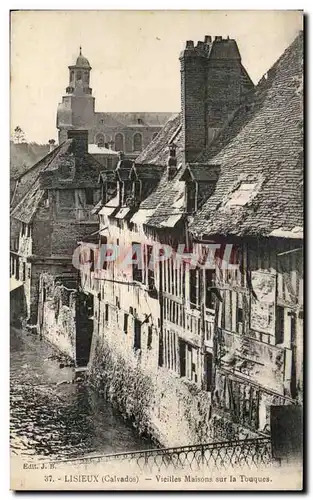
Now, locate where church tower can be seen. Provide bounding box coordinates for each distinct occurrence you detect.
[57,48,95,144]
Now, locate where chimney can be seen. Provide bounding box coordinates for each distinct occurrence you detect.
[167,143,177,179]
[67,129,88,155]
[179,35,250,164]
[48,139,56,152]
[180,39,207,164]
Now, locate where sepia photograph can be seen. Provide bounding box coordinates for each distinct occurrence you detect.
[9,9,304,491]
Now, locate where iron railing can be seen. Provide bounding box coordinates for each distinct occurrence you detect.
[55,437,273,472]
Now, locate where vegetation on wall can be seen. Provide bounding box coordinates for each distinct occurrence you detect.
[88,340,156,441]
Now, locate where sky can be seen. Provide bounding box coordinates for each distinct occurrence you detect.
[10,10,303,144]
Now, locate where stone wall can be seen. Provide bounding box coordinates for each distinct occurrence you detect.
[88,329,213,447]
[38,273,77,360]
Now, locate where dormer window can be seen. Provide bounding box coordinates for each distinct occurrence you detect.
[180,164,220,214]
[225,182,258,207]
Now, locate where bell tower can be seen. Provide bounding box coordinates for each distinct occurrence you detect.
[57,47,95,144]
[66,47,92,95]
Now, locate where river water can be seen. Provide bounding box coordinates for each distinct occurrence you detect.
[10,327,152,460]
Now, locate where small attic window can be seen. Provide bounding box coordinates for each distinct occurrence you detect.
[225,182,257,207]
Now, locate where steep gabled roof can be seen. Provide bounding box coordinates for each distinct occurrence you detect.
[11,138,108,223]
[189,32,303,238]
[10,142,69,209]
[135,113,182,166]
[11,179,45,224]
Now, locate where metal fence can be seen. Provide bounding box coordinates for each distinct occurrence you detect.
[57,437,273,472]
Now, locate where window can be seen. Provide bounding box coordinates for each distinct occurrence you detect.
[147,326,153,349]
[189,268,198,308]
[100,235,108,270]
[275,306,284,345]
[85,188,94,205]
[205,269,215,309]
[163,330,177,371]
[179,340,199,383]
[134,318,141,350]
[115,133,124,152]
[96,134,105,148]
[133,133,143,152]
[83,71,89,84]
[76,71,82,81]
[186,181,197,213]
[290,312,297,399]
[225,182,258,207]
[21,223,26,236]
[86,294,94,318]
[89,248,95,273]
[22,262,26,282]
[237,307,243,325]
[70,70,74,81]
[132,243,143,283]
[152,132,159,140]
[123,313,128,334]
[204,352,213,391]
[105,303,109,323]
[146,245,155,290]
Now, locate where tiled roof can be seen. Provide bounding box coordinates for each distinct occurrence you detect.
[11,179,45,224]
[10,142,68,209]
[189,32,303,238]
[131,164,165,181]
[11,138,108,223]
[135,113,182,166]
[179,164,220,182]
[95,112,175,128]
[140,172,185,228]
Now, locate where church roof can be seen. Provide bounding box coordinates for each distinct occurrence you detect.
[95,112,175,129]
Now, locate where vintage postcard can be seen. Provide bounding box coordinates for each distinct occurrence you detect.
[10,10,304,491]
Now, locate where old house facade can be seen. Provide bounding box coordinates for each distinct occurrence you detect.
[10,129,108,325]
[56,48,174,157]
[17,33,303,452]
[78,33,302,448]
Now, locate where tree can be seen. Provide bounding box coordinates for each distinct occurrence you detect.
[13,126,26,144]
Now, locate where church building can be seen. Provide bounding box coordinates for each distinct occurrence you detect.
[56,48,174,158]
